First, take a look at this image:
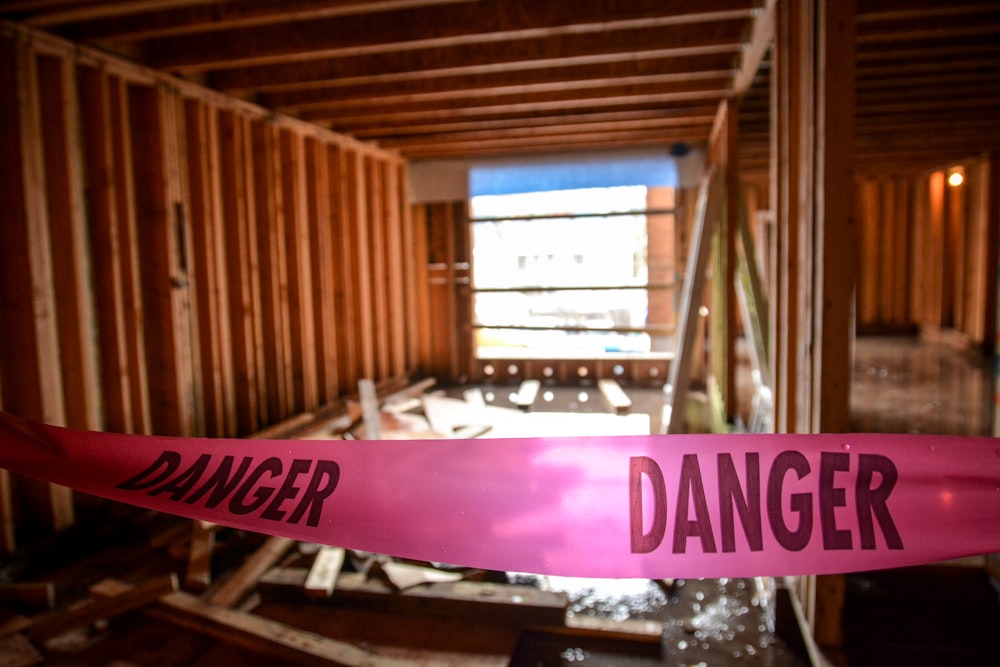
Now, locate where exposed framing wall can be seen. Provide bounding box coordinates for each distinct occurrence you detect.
[0,24,417,551]
[856,155,999,352]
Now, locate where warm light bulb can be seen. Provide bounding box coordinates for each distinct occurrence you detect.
[948,170,964,187]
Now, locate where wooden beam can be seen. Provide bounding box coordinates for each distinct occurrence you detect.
[212,22,745,93]
[732,0,775,98]
[108,73,152,435]
[141,0,755,72]
[24,0,478,35]
[263,57,736,111]
[298,78,729,125]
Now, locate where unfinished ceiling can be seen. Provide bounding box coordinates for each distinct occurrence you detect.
[1,0,999,169]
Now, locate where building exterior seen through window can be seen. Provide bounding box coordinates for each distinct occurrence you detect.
[470,185,678,360]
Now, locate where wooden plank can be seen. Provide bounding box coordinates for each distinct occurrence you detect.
[29,574,178,642]
[515,380,541,412]
[280,128,319,412]
[93,577,409,667]
[208,536,295,609]
[357,378,382,440]
[303,546,346,599]
[0,632,43,667]
[259,569,568,628]
[597,379,632,415]
[134,586,410,667]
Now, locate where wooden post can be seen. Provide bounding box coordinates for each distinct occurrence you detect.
[773,0,857,648]
[0,37,75,537]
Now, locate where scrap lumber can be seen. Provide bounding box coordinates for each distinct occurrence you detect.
[0,611,31,638]
[28,573,178,642]
[0,632,43,667]
[0,583,55,611]
[92,578,409,667]
[357,378,382,440]
[259,568,567,628]
[208,536,295,609]
[303,546,345,599]
[515,380,541,412]
[597,379,632,415]
[185,521,219,591]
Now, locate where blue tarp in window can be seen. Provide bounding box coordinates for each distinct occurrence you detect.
[469,154,679,196]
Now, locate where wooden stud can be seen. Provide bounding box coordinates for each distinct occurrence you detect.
[0,37,74,535]
[329,145,360,393]
[280,129,319,412]
[365,156,391,381]
[109,74,153,435]
[36,54,103,433]
[251,121,293,424]
[127,83,198,436]
[304,137,339,405]
[384,160,408,379]
[77,66,136,434]
[218,111,261,435]
[348,151,376,380]
[184,100,237,437]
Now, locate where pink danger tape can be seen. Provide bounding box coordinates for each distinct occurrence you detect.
[1,411,998,579]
